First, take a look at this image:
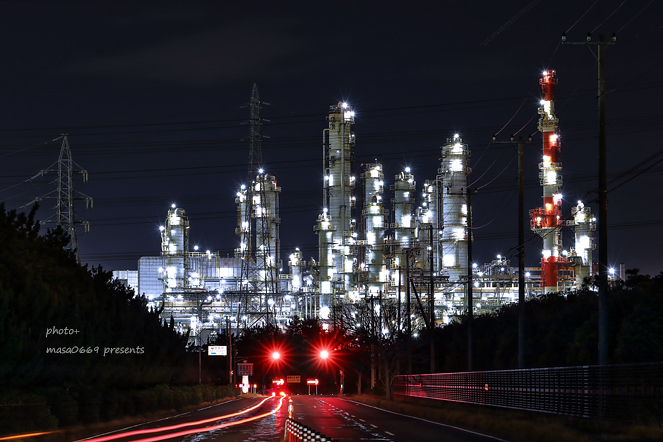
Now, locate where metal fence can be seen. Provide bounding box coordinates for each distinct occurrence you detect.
[393,362,663,423]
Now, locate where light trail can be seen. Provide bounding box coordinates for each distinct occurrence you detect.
[125,396,285,442]
[0,431,59,440]
[80,397,274,442]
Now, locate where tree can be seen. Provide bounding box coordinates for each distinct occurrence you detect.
[0,203,188,390]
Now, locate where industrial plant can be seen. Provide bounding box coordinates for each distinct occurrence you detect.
[113,71,601,341]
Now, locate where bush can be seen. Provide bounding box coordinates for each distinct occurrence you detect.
[0,390,58,436]
[153,384,174,410]
[74,387,101,424]
[44,387,79,427]
[100,389,121,421]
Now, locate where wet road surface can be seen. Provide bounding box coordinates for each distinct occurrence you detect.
[78,395,512,442]
[288,396,512,442]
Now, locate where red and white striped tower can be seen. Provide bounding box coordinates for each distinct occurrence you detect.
[530,70,565,293]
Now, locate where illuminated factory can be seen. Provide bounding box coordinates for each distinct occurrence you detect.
[114,72,598,338]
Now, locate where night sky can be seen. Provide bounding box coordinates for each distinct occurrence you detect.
[1,1,661,277]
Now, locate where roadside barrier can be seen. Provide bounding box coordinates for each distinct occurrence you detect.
[393,361,663,423]
[285,418,336,442]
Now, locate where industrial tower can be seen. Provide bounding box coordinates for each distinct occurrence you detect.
[530,70,566,293]
[315,102,356,315]
[439,134,471,283]
[361,162,388,296]
[159,205,190,292]
[569,201,596,288]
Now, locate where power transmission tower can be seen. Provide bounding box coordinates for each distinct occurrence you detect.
[26,135,92,263]
[237,85,280,326]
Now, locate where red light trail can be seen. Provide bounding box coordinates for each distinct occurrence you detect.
[79,396,283,442]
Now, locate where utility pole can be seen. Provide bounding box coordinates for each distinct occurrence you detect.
[466,188,474,372]
[405,248,412,336]
[198,294,213,384]
[227,316,233,385]
[492,135,531,368]
[429,225,435,373]
[563,33,616,365]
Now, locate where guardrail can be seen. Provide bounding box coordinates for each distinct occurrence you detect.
[393,362,663,423]
[285,418,337,442]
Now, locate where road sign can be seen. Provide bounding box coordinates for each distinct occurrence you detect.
[287,375,301,384]
[208,345,227,356]
[306,378,319,385]
[237,362,253,376]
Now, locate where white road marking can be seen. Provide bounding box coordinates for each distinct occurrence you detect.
[342,399,512,442]
[386,431,395,436]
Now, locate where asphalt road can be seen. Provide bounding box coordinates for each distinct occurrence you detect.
[77,395,512,442]
[288,396,511,442]
[77,395,287,442]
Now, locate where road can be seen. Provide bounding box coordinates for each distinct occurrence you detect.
[288,396,510,442]
[78,394,511,442]
[77,395,287,442]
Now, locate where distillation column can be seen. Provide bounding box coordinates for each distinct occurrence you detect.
[159,205,190,292]
[569,201,595,288]
[439,134,470,283]
[361,162,387,296]
[391,168,416,295]
[253,172,281,297]
[235,185,250,258]
[316,102,356,313]
[417,179,440,273]
[530,70,565,293]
